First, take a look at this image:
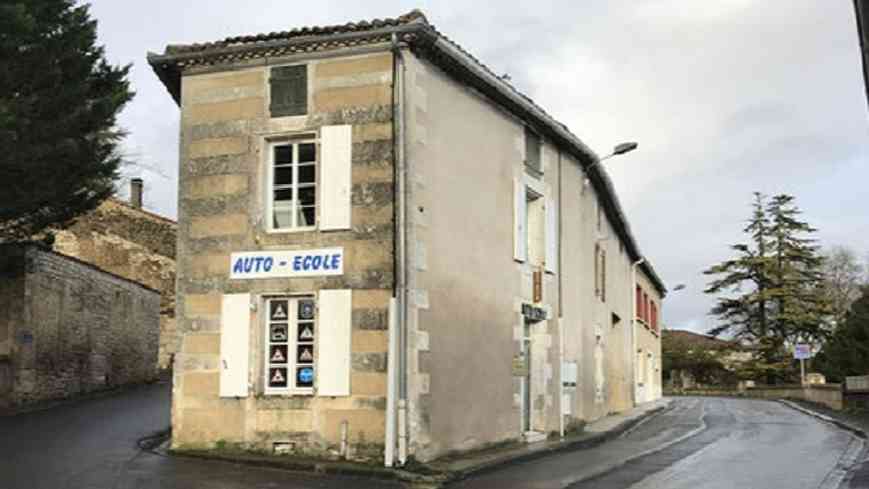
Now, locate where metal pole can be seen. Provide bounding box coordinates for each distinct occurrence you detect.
[801,358,806,385]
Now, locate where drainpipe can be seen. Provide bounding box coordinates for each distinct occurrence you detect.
[390,32,409,467]
[631,258,644,406]
[557,150,565,439]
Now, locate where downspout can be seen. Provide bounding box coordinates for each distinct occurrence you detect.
[557,150,565,439]
[390,33,410,467]
[630,258,645,406]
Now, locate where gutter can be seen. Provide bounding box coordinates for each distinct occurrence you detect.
[390,33,410,467]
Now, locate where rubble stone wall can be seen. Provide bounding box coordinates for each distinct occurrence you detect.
[53,199,177,369]
[0,244,160,406]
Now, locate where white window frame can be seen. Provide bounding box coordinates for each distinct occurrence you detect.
[266,135,319,233]
[263,295,316,396]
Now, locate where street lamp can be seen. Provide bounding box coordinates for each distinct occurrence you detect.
[599,141,639,162]
[583,141,639,188]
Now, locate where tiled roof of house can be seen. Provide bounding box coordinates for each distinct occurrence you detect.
[163,10,428,56]
[147,10,667,295]
[663,329,757,350]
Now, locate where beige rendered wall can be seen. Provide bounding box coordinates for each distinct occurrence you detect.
[172,49,395,458]
[635,270,663,403]
[559,155,636,424]
[403,51,562,461]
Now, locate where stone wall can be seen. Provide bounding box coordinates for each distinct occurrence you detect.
[172,50,395,457]
[0,244,160,406]
[52,198,177,369]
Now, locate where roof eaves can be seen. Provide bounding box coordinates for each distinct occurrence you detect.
[420,30,668,295]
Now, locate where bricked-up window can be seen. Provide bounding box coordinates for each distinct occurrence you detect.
[265,297,316,394]
[270,65,307,117]
[269,139,317,230]
[594,244,606,302]
[525,128,542,174]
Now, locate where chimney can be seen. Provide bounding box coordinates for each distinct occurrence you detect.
[130,178,143,209]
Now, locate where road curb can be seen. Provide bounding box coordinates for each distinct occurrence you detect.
[440,400,675,486]
[152,401,673,488]
[778,400,868,440]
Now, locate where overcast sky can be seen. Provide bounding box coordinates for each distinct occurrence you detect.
[87,0,868,334]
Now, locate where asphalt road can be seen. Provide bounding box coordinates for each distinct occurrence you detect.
[0,382,399,489]
[453,397,868,489]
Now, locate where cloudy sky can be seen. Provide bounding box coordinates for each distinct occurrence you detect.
[87,0,868,333]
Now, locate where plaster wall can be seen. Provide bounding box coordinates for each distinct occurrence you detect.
[403,51,561,461]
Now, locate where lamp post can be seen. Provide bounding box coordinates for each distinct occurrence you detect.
[599,141,639,162]
[584,142,638,187]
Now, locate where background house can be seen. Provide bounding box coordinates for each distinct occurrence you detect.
[50,180,178,370]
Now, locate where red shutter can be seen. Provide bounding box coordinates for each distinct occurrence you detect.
[643,293,649,323]
[635,286,642,320]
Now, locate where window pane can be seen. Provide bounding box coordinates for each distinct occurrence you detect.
[269,367,288,388]
[299,206,315,227]
[298,186,315,206]
[274,145,292,164]
[274,167,293,186]
[296,367,314,388]
[299,143,316,163]
[298,164,315,184]
[274,189,294,202]
[297,344,314,364]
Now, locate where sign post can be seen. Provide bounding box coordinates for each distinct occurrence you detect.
[793,343,811,385]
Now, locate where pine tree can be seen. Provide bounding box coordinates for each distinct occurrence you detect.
[704,193,828,369]
[704,193,776,348]
[766,194,830,344]
[0,0,133,242]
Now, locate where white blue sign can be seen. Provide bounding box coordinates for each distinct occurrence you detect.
[230,248,344,279]
[794,343,812,360]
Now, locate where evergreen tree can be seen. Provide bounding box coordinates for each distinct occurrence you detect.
[816,286,869,381]
[704,193,827,369]
[0,0,133,242]
[704,193,776,348]
[766,195,830,344]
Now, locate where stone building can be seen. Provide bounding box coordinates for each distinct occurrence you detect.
[0,244,160,407]
[148,10,666,464]
[51,181,178,370]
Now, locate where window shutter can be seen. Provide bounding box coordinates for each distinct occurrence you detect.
[317,289,352,396]
[219,293,250,398]
[270,65,307,117]
[594,244,600,296]
[320,125,353,231]
[601,250,606,302]
[513,179,527,262]
[545,196,557,273]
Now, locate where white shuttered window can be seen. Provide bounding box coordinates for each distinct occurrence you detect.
[513,178,527,262]
[317,289,352,396]
[545,196,557,273]
[220,293,251,398]
[320,125,353,231]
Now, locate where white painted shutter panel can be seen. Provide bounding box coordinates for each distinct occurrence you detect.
[545,196,557,273]
[320,125,353,230]
[219,293,250,397]
[513,178,527,262]
[317,289,352,396]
